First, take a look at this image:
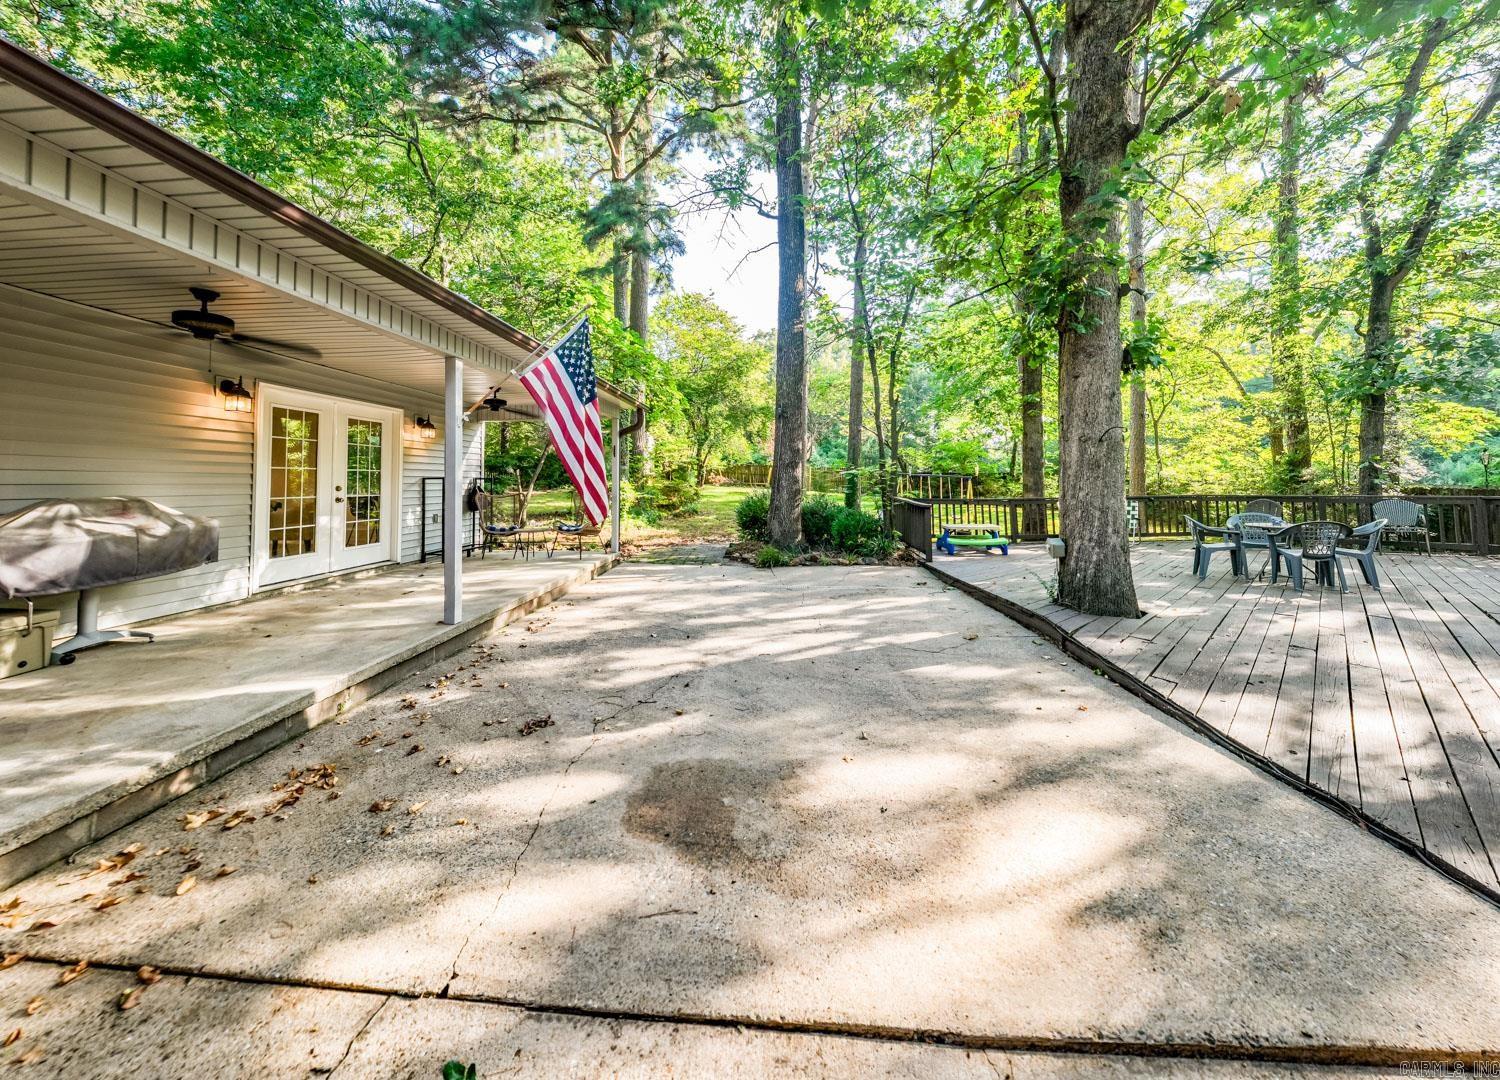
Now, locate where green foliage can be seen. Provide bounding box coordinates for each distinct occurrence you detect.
[735,491,772,541]
[754,545,791,568]
[800,495,840,547]
[829,507,896,558]
[441,1062,477,1080]
[634,478,701,517]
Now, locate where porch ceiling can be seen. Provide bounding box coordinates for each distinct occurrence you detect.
[0,42,641,419]
[0,191,545,414]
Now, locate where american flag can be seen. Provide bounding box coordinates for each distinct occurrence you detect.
[518,318,608,524]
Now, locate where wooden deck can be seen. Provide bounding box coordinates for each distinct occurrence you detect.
[933,543,1500,895]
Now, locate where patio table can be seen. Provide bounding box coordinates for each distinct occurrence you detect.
[1228,521,1295,583]
[512,526,555,561]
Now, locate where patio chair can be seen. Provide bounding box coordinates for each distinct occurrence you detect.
[1185,515,1243,579]
[1335,518,1387,590]
[1244,498,1284,518]
[473,488,523,557]
[1273,520,1352,592]
[1225,511,1288,567]
[552,491,603,559]
[1372,498,1431,555]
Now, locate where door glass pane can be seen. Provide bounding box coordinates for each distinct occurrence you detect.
[344,418,382,548]
[269,407,318,558]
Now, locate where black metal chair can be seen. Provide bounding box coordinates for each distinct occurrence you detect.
[1185,515,1243,579]
[474,489,523,557]
[1274,521,1352,592]
[1336,518,1387,590]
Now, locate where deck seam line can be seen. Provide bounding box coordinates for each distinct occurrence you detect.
[5,956,1495,1069]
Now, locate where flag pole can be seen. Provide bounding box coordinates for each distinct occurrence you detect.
[465,305,593,417]
[507,306,592,379]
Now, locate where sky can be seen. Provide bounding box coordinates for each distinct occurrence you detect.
[666,157,852,335]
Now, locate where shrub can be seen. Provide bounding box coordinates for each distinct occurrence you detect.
[800,495,840,548]
[755,545,791,568]
[735,491,771,541]
[830,507,897,558]
[651,478,701,515]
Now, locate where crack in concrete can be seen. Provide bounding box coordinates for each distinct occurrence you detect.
[322,993,390,1077]
[437,670,683,992]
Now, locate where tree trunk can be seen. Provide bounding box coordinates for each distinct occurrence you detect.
[1018,346,1045,534]
[846,231,868,508]
[1358,274,1398,495]
[1272,90,1311,485]
[768,10,808,548]
[627,242,655,479]
[1126,194,1147,498]
[1054,0,1152,617]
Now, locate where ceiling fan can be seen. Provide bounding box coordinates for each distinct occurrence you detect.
[169,287,322,359]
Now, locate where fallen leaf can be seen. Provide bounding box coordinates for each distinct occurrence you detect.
[13,1047,44,1066]
[214,866,237,879]
[0,897,20,913]
[24,922,55,934]
[174,875,197,897]
[22,1000,42,1017]
[94,895,124,912]
[118,986,145,1011]
[306,876,318,885]
[450,766,464,776]
[404,744,423,756]
[57,961,88,985]
[110,872,144,886]
[180,809,223,831]
[220,810,255,831]
[368,801,394,813]
[380,825,395,838]
[2,1029,19,1047]
[137,966,161,984]
[327,791,341,801]
[407,802,427,815]
[452,819,468,826]
[0,954,23,970]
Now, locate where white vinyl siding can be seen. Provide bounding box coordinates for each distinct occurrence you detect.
[0,286,485,634]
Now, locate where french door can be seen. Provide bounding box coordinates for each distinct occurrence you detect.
[254,386,401,588]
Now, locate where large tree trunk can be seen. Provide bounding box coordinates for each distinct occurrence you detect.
[1054,0,1152,617]
[1126,195,1147,498]
[768,10,808,548]
[627,240,655,479]
[846,232,868,508]
[1357,274,1398,495]
[612,238,629,325]
[1272,90,1311,485]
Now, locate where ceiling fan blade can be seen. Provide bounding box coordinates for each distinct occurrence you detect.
[228,333,322,359]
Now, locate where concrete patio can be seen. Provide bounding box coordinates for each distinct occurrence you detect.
[1,563,1497,1076]
[0,551,614,887]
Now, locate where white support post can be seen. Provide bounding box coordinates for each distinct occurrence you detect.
[443,354,463,625]
[611,417,622,554]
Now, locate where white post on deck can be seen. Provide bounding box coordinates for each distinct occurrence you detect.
[610,416,622,554]
[442,354,463,625]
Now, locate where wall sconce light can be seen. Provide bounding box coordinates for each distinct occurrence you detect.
[219,376,253,412]
[414,415,438,440]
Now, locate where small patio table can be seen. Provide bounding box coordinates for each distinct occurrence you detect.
[512,526,555,561]
[937,522,1010,556]
[1228,521,1295,583]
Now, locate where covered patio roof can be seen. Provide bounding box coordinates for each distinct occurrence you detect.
[0,37,641,419]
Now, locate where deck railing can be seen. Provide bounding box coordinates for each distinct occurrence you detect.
[905,493,1500,555]
[891,497,934,560]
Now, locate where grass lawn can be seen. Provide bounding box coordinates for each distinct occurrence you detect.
[524,483,882,554]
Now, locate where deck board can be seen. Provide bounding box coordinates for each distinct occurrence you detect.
[933,543,1500,893]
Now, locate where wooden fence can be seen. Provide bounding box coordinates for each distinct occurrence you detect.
[713,463,847,493]
[894,493,1500,556]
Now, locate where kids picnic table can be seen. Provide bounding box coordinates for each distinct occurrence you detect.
[937,521,1010,556]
